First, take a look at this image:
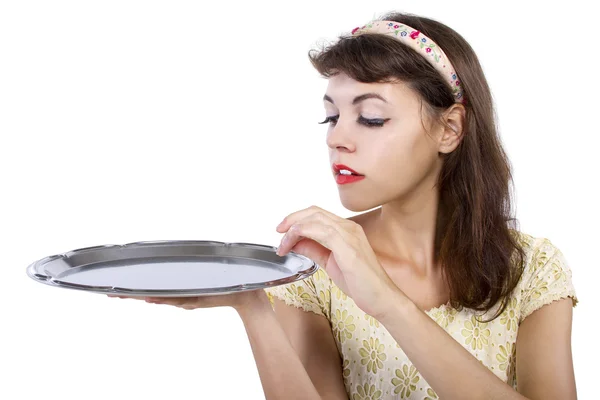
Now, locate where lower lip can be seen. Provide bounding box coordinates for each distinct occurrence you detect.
[335,174,365,185]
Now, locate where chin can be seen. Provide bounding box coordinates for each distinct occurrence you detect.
[339,195,379,213]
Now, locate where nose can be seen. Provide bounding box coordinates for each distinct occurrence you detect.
[326,122,356,153]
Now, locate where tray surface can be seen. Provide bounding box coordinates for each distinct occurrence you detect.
[26,240,317,297]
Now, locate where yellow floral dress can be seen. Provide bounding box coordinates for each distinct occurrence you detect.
[264,232,578,399]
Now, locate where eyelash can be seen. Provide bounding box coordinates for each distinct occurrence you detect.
[318,115,390,128]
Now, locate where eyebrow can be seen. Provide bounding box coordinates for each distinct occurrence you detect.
[323,93,388,105]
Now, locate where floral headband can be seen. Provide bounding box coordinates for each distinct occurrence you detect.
[351,21,465,104]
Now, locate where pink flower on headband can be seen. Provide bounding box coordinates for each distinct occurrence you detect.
[426,48,432,53]
[410,30,420,40]
[352,27,360,34]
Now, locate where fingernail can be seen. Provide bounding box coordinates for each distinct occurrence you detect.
[277,246,287,257]
[277,238,286,253]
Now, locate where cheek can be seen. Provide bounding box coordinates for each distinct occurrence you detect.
[386,128,428,160]
[369,129,438,182]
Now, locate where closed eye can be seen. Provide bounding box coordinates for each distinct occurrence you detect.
[318,115,390,128]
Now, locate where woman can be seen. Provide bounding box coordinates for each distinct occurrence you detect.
[114,12,578,399]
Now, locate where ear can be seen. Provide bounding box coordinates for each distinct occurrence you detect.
[438,103,466,154]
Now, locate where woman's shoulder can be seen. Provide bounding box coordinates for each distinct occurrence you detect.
[264,268,333,320]
[509,229,551,253]
[508,229,578,323]
[509,229,572,278]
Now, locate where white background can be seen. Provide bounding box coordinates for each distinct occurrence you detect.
[1,1,598,398]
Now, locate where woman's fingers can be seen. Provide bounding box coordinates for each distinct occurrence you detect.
[107,294,146,300]
[277,205,346,233]
[289,238,331,269]
[277,212,353,258]
[107,294,190,306]
[107,294,241,310]
[140,297,191,309]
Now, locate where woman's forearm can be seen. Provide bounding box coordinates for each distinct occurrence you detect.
[379,290,526,400]
[235,290,323,400]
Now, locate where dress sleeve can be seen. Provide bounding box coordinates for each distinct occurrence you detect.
[519,238,578,323]
[264,268,332,320]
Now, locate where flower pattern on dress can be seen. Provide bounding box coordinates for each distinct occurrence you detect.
[359,337,387,373]
[352,383,382,400]
[364,313,380,327]
[424,388,439,400]
[552,259,568,282]
[461,315,492,351]
[334,285,348,301]
[333,309,356,343]
[319,287,331,308]
[343,358,351,378]
[496,342,515,372]
[530,274,550,300]
[285,284,312,302]
[430,306,458,329]
[391,364,420,398]
[500,298,518,332]
[532,248,551,272]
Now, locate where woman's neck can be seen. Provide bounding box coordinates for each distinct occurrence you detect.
[366,185,442,276]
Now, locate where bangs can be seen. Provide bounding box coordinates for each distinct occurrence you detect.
[308,34,454,108]
[309,34,433,83]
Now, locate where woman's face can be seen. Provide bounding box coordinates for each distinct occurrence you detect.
[323,72,445,212]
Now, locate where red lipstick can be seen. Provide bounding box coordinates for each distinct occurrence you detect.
[333,163,365,185]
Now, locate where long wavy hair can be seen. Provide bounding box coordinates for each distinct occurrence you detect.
[309,11,526,321]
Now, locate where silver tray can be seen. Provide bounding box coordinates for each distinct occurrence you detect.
[26,240,318,297]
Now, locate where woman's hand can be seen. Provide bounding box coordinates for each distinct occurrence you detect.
[107,288,264,312]
[276,205,401,319]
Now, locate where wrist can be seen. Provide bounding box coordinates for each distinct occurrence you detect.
[374,285,415,324]
[234,289,271,317]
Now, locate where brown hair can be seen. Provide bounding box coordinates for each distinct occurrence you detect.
[309,11,526,321]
